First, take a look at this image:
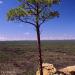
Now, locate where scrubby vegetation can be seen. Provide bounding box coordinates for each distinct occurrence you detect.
[0,40,75,75]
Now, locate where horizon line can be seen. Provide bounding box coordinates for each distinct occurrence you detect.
[0,39,75,41]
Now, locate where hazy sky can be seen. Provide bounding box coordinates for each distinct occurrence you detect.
[0,0,75,40]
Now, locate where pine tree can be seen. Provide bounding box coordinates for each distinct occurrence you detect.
[7,0,60,75]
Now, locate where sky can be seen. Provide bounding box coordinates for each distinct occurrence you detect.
[0,0,75,41]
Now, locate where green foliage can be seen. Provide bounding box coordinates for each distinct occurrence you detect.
[20,0,60,5]
[27,0,35,3]
[18,0,22,2]
[7,7,32,21]
[7,0,60,24]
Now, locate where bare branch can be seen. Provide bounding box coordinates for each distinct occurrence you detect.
[19,17,36,27]
[38,5,47,14]
[39,19,46,27]
[23,0,36,10]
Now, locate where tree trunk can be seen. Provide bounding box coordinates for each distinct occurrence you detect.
[36,3,43,75]
[36,26,43,75]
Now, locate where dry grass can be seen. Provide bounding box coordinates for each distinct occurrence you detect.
[0,40,75,75]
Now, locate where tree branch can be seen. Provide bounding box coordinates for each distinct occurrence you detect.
[23,0,36,10]
[39,19,46,27]
[18,17,36,27]
[21,0,36,15]
[38,5,47,14]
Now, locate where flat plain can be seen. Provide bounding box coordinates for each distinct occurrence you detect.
[0,40,75,75]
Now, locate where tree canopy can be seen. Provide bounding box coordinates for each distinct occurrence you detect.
[7,0,60,27]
